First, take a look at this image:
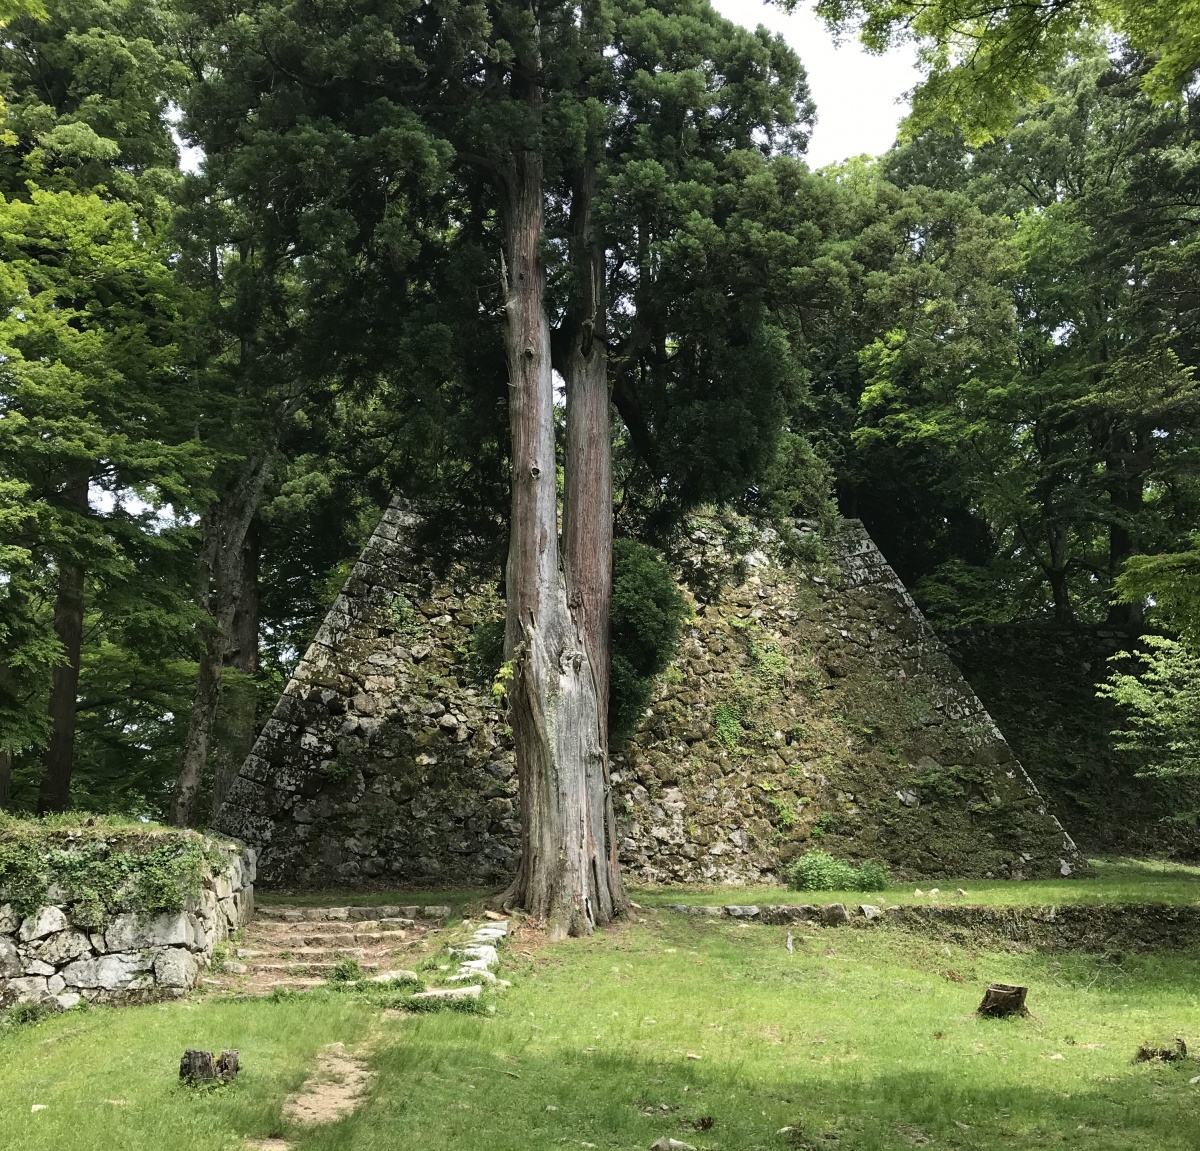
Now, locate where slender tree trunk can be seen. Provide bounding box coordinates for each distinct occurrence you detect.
[1105,433,1146,630]
[209,520,261,822]
[37,472,89,814]
[172,458,270,827]
[562,160,629,920]
[0,749,11,809]
[497,69,621,938]
[0,662,13,807]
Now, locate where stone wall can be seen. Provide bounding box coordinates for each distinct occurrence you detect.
[944,626,1200,858]
[0,835,254,1009]
[215,501,1084,888]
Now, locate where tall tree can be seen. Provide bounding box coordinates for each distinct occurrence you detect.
[0,0,205,812]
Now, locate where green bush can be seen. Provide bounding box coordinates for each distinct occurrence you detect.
[609,539,689,742]
[786,850,891,892]
[329,957,364,983]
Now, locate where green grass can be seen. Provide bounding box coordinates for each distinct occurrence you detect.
[0,993,378,1150]
[633,857,1200,910]
[5,905,1200,1149]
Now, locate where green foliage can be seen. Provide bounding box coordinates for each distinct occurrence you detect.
[1116,538,1200,644]
[812,0,1200,142]
[712,703,743,750]
[765,795,798,830]
[609,539,689,742]
[1100,636,1200,781]
[329,957,364,983]
[468,617,507,686]
[809,811,850,841]
[0,814,222,920]
[785,849,891,892]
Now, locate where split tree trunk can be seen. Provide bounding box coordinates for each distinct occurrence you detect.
[498,73,623,939]
[562,160,629,921]
[37,471,90,814]
[171,458,270,827]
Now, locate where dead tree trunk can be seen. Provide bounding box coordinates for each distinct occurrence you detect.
[37,471,90,814]
[562,160,629,921]
[171,457,270,827]
[497,66,622,939]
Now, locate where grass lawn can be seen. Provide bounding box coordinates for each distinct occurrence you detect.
[634,857,1200,910]
[4,903,1200,1150]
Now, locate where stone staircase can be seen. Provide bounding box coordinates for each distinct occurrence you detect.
[203,903,452,995]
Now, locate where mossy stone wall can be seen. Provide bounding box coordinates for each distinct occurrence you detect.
[0,820,254,1009]
[214,501,1084,888]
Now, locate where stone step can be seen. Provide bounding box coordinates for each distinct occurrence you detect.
[236,946,403,962]
[226,977,331,995]
[246,960,384,976]
[248,926,414,942]
[243,929,413,946]
[256,905,451,923]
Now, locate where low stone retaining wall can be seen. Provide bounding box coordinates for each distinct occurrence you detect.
[665,900,1200,952]
[0,828,255,1009]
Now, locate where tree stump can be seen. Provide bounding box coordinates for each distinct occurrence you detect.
[976,983,1029,1018]
[1134,1038,1187,1063]
[180,1048,240,1083]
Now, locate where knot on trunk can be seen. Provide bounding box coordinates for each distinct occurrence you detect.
[558,649,584,675]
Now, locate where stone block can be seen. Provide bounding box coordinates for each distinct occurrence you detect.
[153,948,199,988]
[106,912,193,951]
[0,903,17,934]
[61,951,151,991]
[820,903,851,926]
[0,936,22,977]
[18,906,67,942]
[724,905,760,919]
[3,976,50,1005]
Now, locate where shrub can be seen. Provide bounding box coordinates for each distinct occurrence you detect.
[329,957,364,983]
[855,859,892,891]
[609,539,689,742]
[786,850,891,892]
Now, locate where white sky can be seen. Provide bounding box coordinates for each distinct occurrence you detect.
[710,0,920,167]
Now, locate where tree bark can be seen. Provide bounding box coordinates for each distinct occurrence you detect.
[1045,522,1073,625]
[497,64,622,939]
[1104,430,1146,631]
[209,519,261,823]
[37,471,90,814]
[976,983,1028,1018]
[562,160,629,921]
[0,748,11,809]
[172,458,270,827]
